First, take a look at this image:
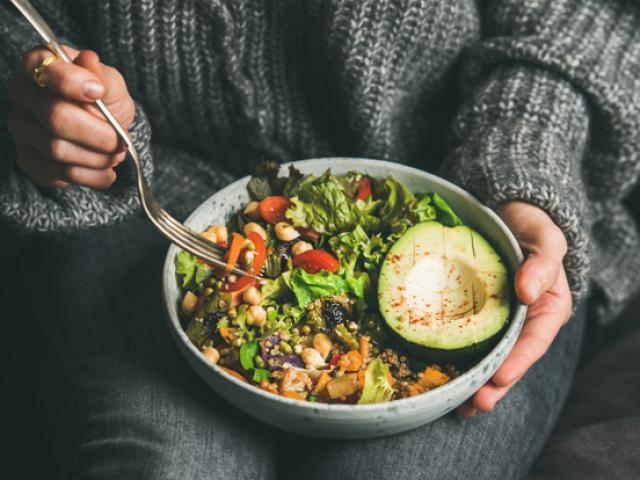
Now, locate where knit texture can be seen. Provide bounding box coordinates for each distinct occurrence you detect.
[1,0,639,323]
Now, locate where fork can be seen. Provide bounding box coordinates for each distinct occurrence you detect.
[10,0,256,279]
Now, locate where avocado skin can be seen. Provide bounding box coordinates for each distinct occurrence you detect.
[385,319,511,367]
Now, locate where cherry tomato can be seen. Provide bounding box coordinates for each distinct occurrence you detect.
[356,177,372,200]
[291,249,340,274]
[297,227,320,241]
[258,196,292,224]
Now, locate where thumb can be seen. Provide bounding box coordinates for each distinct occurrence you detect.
[73,50,105,94]
[74,50,125,105]
[515,253,562,305]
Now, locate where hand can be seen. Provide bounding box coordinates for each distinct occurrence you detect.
[457,201,572,417]
[7,45,135,189]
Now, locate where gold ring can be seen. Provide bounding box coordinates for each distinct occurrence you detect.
[33,56,58,87]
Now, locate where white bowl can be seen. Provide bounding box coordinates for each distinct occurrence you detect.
[162,158,526,439]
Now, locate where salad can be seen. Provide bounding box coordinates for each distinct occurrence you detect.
[175,162,511,404]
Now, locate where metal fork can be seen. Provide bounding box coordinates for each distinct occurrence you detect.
[10,0,256,279]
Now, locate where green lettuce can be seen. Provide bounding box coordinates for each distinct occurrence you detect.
[375,176,416,231]
[240,341,259,370]
[175,250,213,289]
[358,357,394,404]
[285,171,380,235]
[431,192,463,227]
[328,225,369,274]
[286,268,367,307]
[412,194,437,222]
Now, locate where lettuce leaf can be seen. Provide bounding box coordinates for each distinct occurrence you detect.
[431,192,463,227]
[175,250,213,289]
[286,268,366,307]
[375,176,416,231]
[240,341,259,370]
[285,172,380,235]
[358,357,394,404]
[412,194,437,222]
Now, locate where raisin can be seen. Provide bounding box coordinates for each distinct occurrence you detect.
[205,311,225,329]
[322,300,347,327]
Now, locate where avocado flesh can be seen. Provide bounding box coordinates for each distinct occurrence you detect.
[379,222,511,362]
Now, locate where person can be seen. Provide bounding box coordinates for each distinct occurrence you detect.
[1,1,639,479]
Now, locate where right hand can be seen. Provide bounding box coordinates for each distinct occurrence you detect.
[7,45,135,189]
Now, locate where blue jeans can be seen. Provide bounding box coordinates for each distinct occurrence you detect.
[2,216,586,480]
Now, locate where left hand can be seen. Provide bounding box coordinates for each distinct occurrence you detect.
[457,201,573,417]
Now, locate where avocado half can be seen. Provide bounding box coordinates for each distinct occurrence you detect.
[378,222,511,364]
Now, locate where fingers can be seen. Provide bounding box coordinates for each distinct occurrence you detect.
[12,82,122,153]
[492,269,571,388]
[22,46,105,102]
[16,144,117,190]
[456,399,477,418]
[8,107,125,169]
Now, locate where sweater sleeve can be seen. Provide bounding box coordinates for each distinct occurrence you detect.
[444,0,640,307]
[0,4,155,233]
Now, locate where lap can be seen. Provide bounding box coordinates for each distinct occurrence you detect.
[2,216,586,480]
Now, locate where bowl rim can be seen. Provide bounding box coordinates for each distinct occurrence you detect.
[162,157,527,412]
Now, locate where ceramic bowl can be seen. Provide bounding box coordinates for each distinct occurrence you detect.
[162,158,527,439]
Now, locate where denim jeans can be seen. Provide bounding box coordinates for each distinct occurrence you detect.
[2,216,586,480]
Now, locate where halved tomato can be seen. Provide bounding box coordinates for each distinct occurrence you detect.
[356,177,372,200]
[291,249,340,274]
[258,196,292,224]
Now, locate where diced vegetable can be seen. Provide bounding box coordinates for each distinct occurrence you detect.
[359,336,371,364]
[226,233,245,272]
[326,373,358,399]
[339,350,363,372]
[419,367,450,389]
[314,371,332,395]
[335,324,360,350]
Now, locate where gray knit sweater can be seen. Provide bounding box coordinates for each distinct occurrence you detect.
[1,1,639,324]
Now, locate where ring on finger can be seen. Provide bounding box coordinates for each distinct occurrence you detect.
[32,55,58,87]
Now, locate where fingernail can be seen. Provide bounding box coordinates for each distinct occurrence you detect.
[83,81,104,99]
[525,279,542,301]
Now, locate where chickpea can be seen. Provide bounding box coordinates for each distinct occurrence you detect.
[211,224,228,243]
[243,201,262,221]
[181,291,199,314]
[300,348,326,369]
[242,286,262,306]
[291,240,313,256]
[243,201,260,218]
[312,333,333,359]
[274,222,300,242]
[244,222,267,240]
[293,344,303,354]
[201,229,218,243]
[247,305,267,327]
[202,346,220,365]
[243,250,255,267]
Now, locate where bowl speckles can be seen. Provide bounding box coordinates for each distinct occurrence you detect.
[162,158,527,439]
